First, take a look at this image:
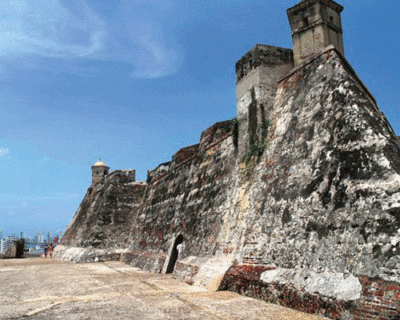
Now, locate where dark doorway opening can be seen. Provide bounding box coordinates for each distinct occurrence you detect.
[166,235,184,274]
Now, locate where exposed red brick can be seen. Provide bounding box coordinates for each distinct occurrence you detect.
[387,285,400,291]
[375,290,384,297]
[174,144,200,164]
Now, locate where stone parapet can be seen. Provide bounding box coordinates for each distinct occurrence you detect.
[235,44,293,84]
[200,120,232,150]
[172,144,200,165]
[287,0,344,18]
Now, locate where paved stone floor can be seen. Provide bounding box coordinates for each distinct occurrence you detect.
[0,258,328,320]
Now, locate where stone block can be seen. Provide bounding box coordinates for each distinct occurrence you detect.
[4,239,25,259]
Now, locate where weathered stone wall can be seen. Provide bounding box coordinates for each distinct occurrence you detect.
[57,120,239,284]
[235,44,294,85]
[122,120,237,278]
[219,265,400,319]
[238,47,400,278]
[56,46,400,319]
[61,169,145,249]
[236,44,294,159]
[147,162,171,184]
[217,47,400,319]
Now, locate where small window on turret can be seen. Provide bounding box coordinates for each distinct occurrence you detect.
[330,16,334,24]
[303,17,309,27]
[96,171,99,175]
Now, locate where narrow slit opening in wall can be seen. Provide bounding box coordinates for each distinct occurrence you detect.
[166,235,184,274]
[330,16,333,24]
[303,17,309,27]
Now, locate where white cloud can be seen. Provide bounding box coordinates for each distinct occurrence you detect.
[0,0,105,59]
[112,0,183,78]
[0,148,9,156]
[0,0,183,79]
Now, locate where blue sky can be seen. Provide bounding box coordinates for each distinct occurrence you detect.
[0,0,399,238]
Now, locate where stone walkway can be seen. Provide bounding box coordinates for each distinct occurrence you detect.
[0,258,328,320]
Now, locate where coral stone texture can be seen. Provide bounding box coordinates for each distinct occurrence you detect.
[56,1,400,319]
[61,170,144,251]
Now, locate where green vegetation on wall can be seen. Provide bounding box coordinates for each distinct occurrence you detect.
[262,119,270,141]
[243,120,270,171]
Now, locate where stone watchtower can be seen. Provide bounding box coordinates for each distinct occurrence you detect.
[287,0,344,66]
[235,0,345,158]
[236,45,294,158]
[91,159,110,185]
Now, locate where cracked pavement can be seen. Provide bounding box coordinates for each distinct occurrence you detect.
[0,258,328,319]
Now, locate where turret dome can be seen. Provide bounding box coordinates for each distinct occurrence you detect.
[91,159,110,185]
[93,160,107,167]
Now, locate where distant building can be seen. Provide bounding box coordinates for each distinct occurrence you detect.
[37,232,44,243]
[7,235,16,242]
[1,238,12,253]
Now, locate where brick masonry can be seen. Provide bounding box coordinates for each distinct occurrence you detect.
[219,265,400,319]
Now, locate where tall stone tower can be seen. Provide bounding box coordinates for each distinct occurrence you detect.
[236,45,294,158]
[91,159,110,185]
[287,0,344,66]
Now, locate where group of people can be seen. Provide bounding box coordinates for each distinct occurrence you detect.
[43,236,59,258]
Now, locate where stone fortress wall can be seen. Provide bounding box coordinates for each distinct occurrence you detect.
[55,1,400,319]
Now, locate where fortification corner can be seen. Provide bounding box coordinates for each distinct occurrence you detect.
[235,45,294,159]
